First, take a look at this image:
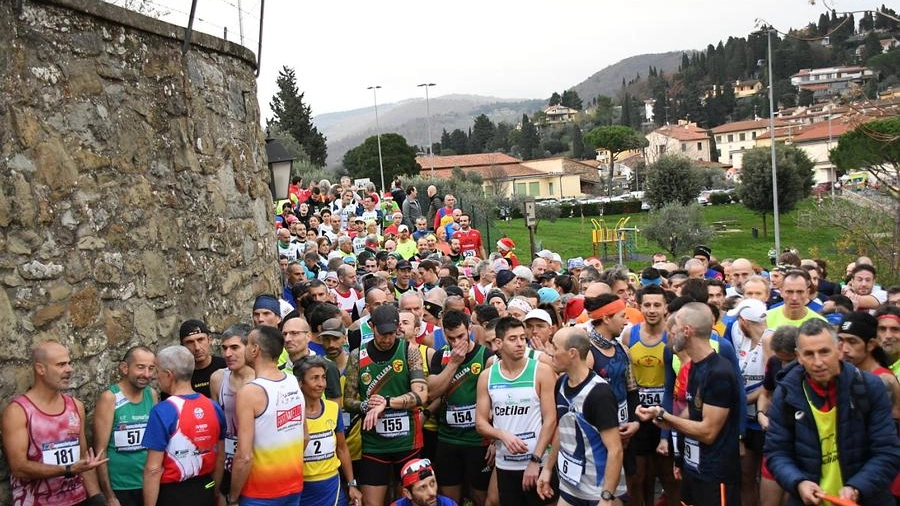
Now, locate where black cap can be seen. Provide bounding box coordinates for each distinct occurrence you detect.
[371,304,400,335]
[179,319,209,340]
[496,269,516,288]
[445,286,464,298]
[839,311,877,341]
[693,245,711,260]
[396,260,413,270]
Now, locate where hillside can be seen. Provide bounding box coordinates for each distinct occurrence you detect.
[316,95,543,166]
[569,51,686,105]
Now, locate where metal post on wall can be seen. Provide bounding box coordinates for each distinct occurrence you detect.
[255,0,265,76]
[182,0,198,54]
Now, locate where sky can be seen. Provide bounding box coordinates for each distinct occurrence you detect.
[142,0,878,118]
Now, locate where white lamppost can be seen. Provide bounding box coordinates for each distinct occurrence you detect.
[367,85,385,193]
[417,82,437,173]
[764,25,781,253]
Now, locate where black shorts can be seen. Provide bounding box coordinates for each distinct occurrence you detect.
[631,420,662,456]
[358,449,421,487]
[158,474,215,506]
[422,427,438,461]
[559,490,599,506]
[496,467,557,506]
[680,473,740,506]
[434,441,491,490]
[623,442,636,475]
[112,489,143,506]
[743,428,765,454]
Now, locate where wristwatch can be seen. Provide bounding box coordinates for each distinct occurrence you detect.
[347,479,359,488]
[383,396,391,409]
[656,408,667,422]
[360,400,369,414]
[529,453,543,464]
[64,464,74,478]
[601,490,615,501]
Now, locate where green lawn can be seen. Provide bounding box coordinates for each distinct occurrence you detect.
[490,199,850,270]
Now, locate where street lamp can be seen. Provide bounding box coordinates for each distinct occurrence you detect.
[762,24,781,252]
[417,82,437,173]
[367,85,386,193]
[265,129,294,202]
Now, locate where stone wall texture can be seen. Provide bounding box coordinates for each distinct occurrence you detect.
[0,0,278,497]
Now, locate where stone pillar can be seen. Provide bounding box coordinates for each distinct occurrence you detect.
[0,1,277,495]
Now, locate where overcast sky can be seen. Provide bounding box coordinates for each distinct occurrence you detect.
[149,0,877,117]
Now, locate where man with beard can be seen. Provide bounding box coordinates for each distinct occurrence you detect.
[333,264,362,314]
[725,258,754,297]
[452,214,486,260]
[94,346,158,506]
[637,303,742,506]
[447,238,464,265]
[391,458,457,506]
[875,305,900,379]
[179,319,226,398]
[581,291,640,501]
[838,311,900,421]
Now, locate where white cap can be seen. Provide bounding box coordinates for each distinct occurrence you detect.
[727,298,767,323]
[536,249,554,260]
[512,265,534,282]
[524,308,552,325]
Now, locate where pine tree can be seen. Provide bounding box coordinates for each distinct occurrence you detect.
[470,114,495,153]
[572,124,585,159]
[518,114,540,160]
[549,92,562,106]
[269,66,328,166]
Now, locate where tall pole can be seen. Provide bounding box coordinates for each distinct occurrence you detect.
[418,83,437,173]
[766,27,781,253]
[367,85,385,193]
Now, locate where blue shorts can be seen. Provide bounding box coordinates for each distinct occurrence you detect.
[300,474,346,506]
[240,491,302,506]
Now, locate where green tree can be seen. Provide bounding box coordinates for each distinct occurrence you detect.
[643,155,703,208]
[470,114,496,154]
[268,66,327,166]
[862,31,883,62]
[736,145,815,236]
[561,90,583,110]
[643,203,714,257]
[342,133,421,185]
[798,89,815,107]
[572,125,585,159]
[585,125,648,196]
[594,95,615,126]
[518,114,540,160]
[549,92,562,106]
[449,129,469,155]
[488,122,513,153]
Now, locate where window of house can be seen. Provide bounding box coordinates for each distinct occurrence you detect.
[739,133,746,141]
[717,149,722,158]
[697,142,702,151]
[681,143,687,152]
[515,182,526,195]
[529,182,539,196]
[548,182,555,196]
[658,145,666,155]
[716,136,721,142]
[727,134,734,142]
[752,132,757,139]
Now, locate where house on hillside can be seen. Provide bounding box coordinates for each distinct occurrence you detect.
[790,66,878,99]
[791,118,865,184]
[712,119,787,168]
[644,121,711,164]
[412,153,599,199]
[543,104,578,124]
[733,79,764,98]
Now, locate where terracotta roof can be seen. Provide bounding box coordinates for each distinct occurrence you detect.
[650,124,710,142]
[791,117,872,143]
[427,163,544,180]
[711,119,789,134]
[414,153,521,170]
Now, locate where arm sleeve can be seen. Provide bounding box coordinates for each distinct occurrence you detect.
[430,351,444,375]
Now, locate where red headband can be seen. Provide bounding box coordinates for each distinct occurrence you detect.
[588,298,626,320]
[877,314,900,323]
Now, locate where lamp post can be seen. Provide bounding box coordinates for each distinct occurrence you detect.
[765,25,781,253]
[264,129,294,202]
[367,85,386,193]
[417,82,437,173]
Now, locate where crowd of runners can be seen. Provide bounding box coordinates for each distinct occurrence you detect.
[4,177,900,506]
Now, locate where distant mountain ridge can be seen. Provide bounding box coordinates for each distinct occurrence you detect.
[315,52,686,166]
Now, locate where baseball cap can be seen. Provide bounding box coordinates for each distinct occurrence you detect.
[839,311,877,341]
[726,298,767,323]
[318,317,346,339]
[536,249,554,260]
[371,304,400,335]
[538,287,560,304]
[694,245,711,260]
[398,224,410,233]
[179,319,209,339]
[324,271,339,282]
[400,458,435,488]
[524,309,552,325]
[396,259,413,270]
[512,266,534,282]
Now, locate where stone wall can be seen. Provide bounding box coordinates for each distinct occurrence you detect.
[0,0,278,497]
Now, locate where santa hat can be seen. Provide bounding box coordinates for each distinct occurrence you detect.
[497,238,516,252]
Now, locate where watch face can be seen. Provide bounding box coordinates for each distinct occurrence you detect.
[601,490,615,501]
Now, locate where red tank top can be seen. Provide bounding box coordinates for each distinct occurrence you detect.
[160,395,221,483]
[11,394,87,506]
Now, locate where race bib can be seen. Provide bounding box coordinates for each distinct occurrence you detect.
[559,450,584,486]
[639,387,664,407]
[463,250,476,257]
[41,439,80,465]
[445,405,476,429]
[112,423,146,451]
[224,437,237,457]
[304,432,337,461]
[617,400,629,425]
[684,437,700,470]
[375,411,410,438]
[342,411,352,431]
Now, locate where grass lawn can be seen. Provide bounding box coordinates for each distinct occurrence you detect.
[490,199,850,271]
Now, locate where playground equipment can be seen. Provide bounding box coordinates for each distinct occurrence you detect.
[591,217,640,264]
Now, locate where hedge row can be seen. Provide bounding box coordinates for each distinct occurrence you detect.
[502,200,646,219]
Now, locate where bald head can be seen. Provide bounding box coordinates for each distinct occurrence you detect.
[31,340,66,365]
[677,302,714,339]
[584,281,612,298]
[552,327,591,360]
[730,258,754,291]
